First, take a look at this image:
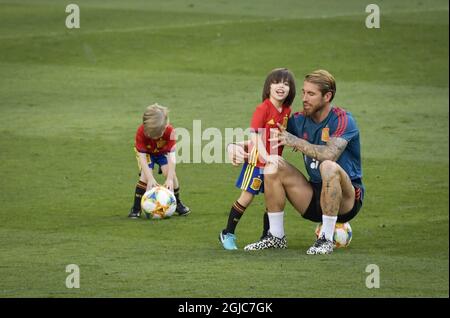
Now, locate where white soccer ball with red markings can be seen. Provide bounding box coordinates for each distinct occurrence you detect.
[141,186,177,219]
[315,222,353,248]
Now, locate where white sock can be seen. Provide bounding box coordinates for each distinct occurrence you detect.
[268,211,285,238]
[320,215,338,241]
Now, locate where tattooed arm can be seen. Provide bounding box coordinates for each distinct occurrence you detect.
[292,136,347,162]
[271,124,348,162]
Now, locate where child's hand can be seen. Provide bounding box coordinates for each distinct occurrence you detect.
[164,179,174,192]
[147,179,159,190]
[227,143,248,166]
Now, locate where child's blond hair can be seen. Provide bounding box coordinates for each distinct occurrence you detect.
[142,103,169,139]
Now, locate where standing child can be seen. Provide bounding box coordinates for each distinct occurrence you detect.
[128,103,190,218]
[219,68,296,250]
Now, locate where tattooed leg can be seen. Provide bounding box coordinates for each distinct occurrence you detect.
[320,161,341,216]
[319,160,355,216]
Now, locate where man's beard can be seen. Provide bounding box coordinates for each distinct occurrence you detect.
[303,100,326,116]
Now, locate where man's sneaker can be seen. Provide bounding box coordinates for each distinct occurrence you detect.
[128,208,141,219]
[219,231,238,250]
[306,234,334,255]
[176,201,191,216]
[244,232,287,251]
[260,230,269,241]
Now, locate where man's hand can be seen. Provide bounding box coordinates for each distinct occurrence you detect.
[227,143,248,166]
[269,123,299,149]
[263,154,285,175]
[265,154,284,167]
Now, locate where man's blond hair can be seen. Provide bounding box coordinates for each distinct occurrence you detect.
[304,70,336,102]
[142,103,169,138]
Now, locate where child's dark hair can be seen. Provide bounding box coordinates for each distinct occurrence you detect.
[262,68,296,106]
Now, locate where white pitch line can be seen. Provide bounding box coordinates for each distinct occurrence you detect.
[0,7,447,41]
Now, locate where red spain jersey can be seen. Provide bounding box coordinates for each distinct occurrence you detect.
[135,124,176,155]
[248,99,291,167]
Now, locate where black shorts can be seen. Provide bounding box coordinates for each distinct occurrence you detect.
[302,181,364,223]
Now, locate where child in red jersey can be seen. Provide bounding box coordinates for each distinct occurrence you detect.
[219,68,296,250]
[128,103,190,218]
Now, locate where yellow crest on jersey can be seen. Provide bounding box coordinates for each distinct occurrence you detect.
[282,115,289,128]
[250,177,262,191]
[156,139,167,148]
[321,127,330,142]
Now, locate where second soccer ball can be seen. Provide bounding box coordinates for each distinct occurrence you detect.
[315,222,353,248]
[141,186,177,219]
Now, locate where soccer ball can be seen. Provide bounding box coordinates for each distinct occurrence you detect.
[315,222,352,248]
[141,186,177,219]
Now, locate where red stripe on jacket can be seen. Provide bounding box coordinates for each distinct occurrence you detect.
[332,107,348,137]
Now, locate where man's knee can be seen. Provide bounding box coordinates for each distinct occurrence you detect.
[264,161,287,182]
[319,160,340,181]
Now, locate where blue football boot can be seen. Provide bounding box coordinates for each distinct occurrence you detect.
[219,231,238,250]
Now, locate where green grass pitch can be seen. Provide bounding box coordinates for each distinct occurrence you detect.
[0,0,448,297]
